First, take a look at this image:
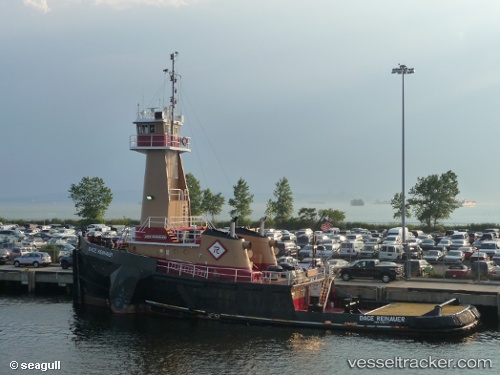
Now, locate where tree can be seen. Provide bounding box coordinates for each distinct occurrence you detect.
[269,177,294,225]
[298,208,317,227]
[228,178,254,225]
[68,177,113,224]
[318,209,345,224]
[264,199,275,218]
[186,173,203,216]
[390,192,412,220]
[407,170,459,229]
[201,188,225,221]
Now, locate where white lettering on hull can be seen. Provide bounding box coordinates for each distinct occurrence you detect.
[87,246,114,258]
[359,315,406,324]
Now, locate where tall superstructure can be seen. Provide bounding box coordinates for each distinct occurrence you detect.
[130,52,191,226]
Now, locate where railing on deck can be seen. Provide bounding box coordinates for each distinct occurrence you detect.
[156,259,332,286]
[134,216,215,245]
[130,135,190,150]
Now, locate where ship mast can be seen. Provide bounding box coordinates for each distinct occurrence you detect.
[163,51,179,144]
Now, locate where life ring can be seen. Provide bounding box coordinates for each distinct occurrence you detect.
[181,137,188,146]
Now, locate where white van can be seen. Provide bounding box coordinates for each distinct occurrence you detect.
[87,224,110,232]
[338,241,364,259]
[386,227,413,240]
[379,244,405,261]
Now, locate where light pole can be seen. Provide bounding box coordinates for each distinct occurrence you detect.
[392,64,414,280]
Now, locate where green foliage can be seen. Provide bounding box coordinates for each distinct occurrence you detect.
[269,177,294,226]
[318,209,345,224]
[40,243,63,263]
[298,208,318,227]
[68,177,113,224]
[407,170,459,229]
[201,188,225,221]
[391,192,412,220]
[186,173,203,216]
[228,178,254,225]
[265,199,275,218]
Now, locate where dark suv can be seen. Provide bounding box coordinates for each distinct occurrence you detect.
[60,254,73,269]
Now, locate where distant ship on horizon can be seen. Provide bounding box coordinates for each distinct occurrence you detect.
[350,199,365,206]
[456,199,477,208]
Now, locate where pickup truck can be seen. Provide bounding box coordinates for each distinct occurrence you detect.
[339,259,403,283]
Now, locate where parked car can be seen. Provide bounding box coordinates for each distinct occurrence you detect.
[459,246,477,261]
[401,245,423,260]
[0,248,11,264]
[477,241,500,260]
[59,254,73,269]
[443,250,465,264]
[13,252,52,268]
[383,235,402,244]
[21,236,47,249]
[327,258,350,274]
[423,249,444,264]
[277,256,298,266]
[338,241,364,260]
[445,264,471,278]
[297,245,314,260]
[278,230,296,242]
[359,244,380,259]
[298,258,323,271]
[470,261,496,278]
[491,265,500,279]
[492,252,500,266]
[420,239,436,251]
[437,238,452,251]
[378,244,404,262]
[276,241,299,257]
[405,259,433,277]
[11,247,34,259]
[449,239,469,250]
[469,251,490,262]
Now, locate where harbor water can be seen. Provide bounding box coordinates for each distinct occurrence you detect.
[0,294,499,375]
[0,200,499,225]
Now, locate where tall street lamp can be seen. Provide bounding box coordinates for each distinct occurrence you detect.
[392,64,414,280]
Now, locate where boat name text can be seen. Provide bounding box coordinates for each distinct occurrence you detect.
[144,235,167,240]
[359,315,406,323]
[87,246,114,258]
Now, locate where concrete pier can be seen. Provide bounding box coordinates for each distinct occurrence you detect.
[0,265,73,293]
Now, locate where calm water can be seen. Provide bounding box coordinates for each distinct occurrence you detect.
[1,200,499,225]
[0,295,499,375]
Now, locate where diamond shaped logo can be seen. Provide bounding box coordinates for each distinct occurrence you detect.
[208,240,227,260]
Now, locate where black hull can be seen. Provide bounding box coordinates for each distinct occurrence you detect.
[74,241,481,336]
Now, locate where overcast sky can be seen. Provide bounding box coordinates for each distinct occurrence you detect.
[2,0,500,215]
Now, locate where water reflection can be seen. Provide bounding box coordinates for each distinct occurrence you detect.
[2,295,500,375]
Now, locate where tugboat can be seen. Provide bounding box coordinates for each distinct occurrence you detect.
[74,53,480,336]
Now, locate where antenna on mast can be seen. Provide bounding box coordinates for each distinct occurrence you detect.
[163,51,179,139]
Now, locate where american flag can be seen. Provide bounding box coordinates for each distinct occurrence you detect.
[320,220,333,232]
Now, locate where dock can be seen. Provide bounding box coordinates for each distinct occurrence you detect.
[0,265,73,293]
